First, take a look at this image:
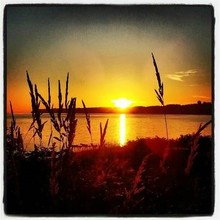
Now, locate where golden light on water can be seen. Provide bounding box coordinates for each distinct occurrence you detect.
[113,98,133,109]
[119,114,126,146]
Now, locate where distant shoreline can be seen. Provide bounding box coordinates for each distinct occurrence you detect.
[37,102,212,115]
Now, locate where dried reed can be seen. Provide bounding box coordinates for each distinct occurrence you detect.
[151,53,170,173]
[185,120,212,176]
[152,53,168,140]
[65,72,69,109]
[26,71,47,146]
[57,80,63,129]
[37,73,77,151]
[65,97,77,151]
[82,100,93,145]
[9,101,23,153]
[48,78,51,108]
[100,119,109,148]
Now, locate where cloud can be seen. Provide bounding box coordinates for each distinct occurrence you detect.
[167,74,184,81]
[193,95,210,100]
[188,84,199,87]
[175,69,197,75]
[167,69,197,82]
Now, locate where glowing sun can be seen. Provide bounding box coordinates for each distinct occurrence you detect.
[112,98,133,109]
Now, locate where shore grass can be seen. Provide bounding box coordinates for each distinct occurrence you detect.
[5,135,213,216]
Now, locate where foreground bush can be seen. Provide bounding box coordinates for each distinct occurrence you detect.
[4,135,213,216]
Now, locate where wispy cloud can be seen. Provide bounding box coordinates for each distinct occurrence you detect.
[167,74,185,81]
[193,95,210,100]
[188,84,199,87]
[167,69,197,82]
[175,69,197,75]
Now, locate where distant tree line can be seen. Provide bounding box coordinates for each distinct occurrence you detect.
[39,102,212,115]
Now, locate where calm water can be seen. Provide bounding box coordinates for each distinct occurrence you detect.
[6,113,212,150]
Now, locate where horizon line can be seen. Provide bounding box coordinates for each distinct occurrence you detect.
[6,101,212,115]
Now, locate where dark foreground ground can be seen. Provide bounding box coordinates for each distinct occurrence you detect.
[4,135,214,216]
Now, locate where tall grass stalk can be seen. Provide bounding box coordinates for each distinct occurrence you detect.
[100,119,109,148]
[37,73,77,151]
[57,80,63,130]
[151,53,170,173]
[65,73,69,109]
[26,71,47,147]
[152,53,168,140]
[47,78,53,147]
[9,101,15,147]
[48,78,51,108]
[185,120,212,176]
[82,100,93,145]
[8,101,22,200]
[9,101,23,153]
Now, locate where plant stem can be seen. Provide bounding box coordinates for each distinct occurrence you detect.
[90,135,93,146]
[163,112,169,140]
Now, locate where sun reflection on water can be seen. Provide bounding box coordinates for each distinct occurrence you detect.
[119,114,126,146]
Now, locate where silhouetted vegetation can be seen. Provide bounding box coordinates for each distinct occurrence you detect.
[5,135,213,215]
[39,103,212,115]
[152,53,168,140]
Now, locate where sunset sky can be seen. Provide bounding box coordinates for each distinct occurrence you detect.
[6,5,213,113]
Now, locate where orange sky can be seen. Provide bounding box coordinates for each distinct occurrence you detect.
[6,5,213,113]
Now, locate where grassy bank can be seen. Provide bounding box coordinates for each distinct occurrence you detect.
[5,135,213,216]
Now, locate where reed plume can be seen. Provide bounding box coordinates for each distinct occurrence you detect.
[151,53,168,140]
[65,72,69,109]
[26,71,47,146]
[37,73,77,151]
[185,120,212,176]
[37,92,60,133]
[100,119,109,148]
[48,78,51,108]
[151,53,170,174]
[10,101,16,130]
[9,101,15,148]
[9,101,23,153]
[57,80,63,129]
[82,100,93,145]
[62,73,77,150]
[64,97,77,151]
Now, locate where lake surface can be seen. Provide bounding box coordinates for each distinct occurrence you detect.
[6,113,212,150]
